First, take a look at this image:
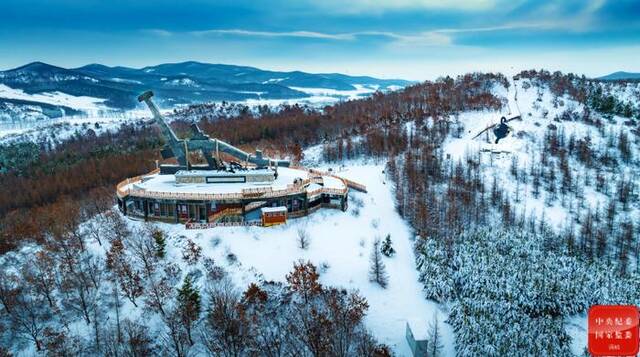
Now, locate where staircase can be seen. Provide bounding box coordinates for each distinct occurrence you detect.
[244,200,268,213]
[208,207,243,223]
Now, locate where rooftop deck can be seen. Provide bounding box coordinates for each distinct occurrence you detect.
[117,166,355,201]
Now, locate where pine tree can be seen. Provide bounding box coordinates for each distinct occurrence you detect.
[152,229,166,259]
[381,234,395,257]
[176,276,201,345]
[369,239,389,288]
[427,313,444,357]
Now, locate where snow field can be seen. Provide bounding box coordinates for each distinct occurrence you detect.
[146,162,454,356]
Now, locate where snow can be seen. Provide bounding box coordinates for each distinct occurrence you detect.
[407,317,429,340]
[0,110,149,142]
[322,175,344,189]
[289,84,375,98]
[167,78,199,87]
[565,313,588,355]
[436,77,640,353]
[110,77,142,84]
[235,84,402,108]
[128,167,321,194]
[440,78,629,232]
[261,206,287,213]
[262,77,288,84]
[0,84,107,111]
[140,161,454,356]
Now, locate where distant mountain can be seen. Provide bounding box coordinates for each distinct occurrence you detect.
[0,61,411,120]
[136,61,411,90]
[597,71,640,81]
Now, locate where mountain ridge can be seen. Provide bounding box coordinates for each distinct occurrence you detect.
[597,71,640,81]
[0,61,412,119]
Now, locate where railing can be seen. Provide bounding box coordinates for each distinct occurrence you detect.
[116,166,356,202]
[296,167,368,193]
[244,200,267,212]
[116,168,160,198]
[208,207,243,223]
[186,220,262,229]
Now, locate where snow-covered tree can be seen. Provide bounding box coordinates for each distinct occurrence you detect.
[176,276,201,345]
[369,239,388,288]
[427,313,444,357]
[381,234,395,257]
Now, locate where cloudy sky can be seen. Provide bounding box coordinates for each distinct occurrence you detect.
[0,0,638,79]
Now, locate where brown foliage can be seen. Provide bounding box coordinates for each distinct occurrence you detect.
[286,260,322,303]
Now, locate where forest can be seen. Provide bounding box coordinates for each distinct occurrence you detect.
[1,70,640,355]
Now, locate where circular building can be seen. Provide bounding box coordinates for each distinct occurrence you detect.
[116,90,365,227]
[116,166,352,227]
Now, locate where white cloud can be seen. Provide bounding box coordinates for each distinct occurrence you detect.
[186,28,452,46]
[140,29,173,37]
[190,29,355,40]
[312,0,502,12]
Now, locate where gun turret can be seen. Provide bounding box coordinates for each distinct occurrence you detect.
[138,91,187,166]
[138,91,181,146]
[138,90,290,171]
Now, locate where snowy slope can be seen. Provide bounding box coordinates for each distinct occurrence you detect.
[443,78,636,230]
[440,77,640,355]
[143,162,455,356]
[0,84,107,111]
[0,159,457,355]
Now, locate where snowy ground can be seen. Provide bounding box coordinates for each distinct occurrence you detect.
[239,84,398,107]
[139,161,455,356]
[443,77,631,232]
[0,84,107,111]
[0,112,148,143]
[439,78,640,355]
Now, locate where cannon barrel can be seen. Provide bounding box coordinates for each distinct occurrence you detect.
[138,91,181,146]
[138,90,290,169]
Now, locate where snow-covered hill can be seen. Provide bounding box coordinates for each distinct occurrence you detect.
[0,61,411,125]
[0,162,453,356]
[2,70,639,356]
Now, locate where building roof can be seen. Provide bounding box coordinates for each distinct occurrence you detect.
[126,167,348,196]
[261,206,287,213]
[175,168,275,178]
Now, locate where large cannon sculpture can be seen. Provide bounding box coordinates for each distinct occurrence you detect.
[138,91,290,171]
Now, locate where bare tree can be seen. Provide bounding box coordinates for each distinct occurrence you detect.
[106,239,143,307]
[182,238,202,265]
[7,287,53,351]
[22,251,57,309]
[297,227,310,250]
[199,278,252,357]
[161,308,192,357]
[57,250,103,326]
[286,260,322,303]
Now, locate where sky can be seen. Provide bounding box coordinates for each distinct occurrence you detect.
[0,0,639,80]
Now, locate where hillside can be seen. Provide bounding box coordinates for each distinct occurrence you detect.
[1,70,639,356]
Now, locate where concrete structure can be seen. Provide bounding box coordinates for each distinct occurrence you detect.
[137,90,289,171]
[116,90,367,227]
[116,166,359,226]
[406,320,428,357]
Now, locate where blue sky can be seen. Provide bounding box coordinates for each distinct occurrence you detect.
[0,0,638,79]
